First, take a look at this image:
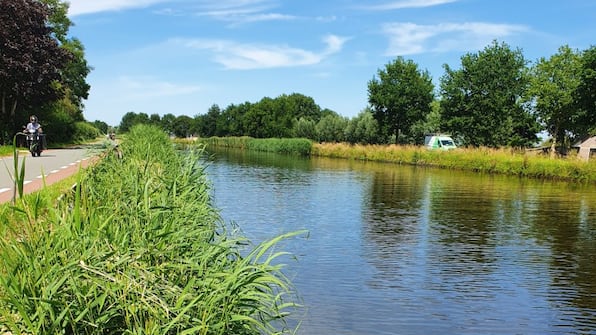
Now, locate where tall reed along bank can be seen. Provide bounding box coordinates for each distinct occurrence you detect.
[195,137,596,183]
[0,125,303,334]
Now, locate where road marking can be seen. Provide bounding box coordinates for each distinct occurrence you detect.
[0,188,9,194]
[51,170,60,174]
[23,180,32,185]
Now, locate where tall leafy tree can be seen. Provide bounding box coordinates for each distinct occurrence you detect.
[575,45,596,137]
[440,41,537,147]
[528,45,583,155]
[344,107,381,144]
[0,0,71,143]
[316,112,348,143]
[42,0,92,115]
[161,113,177,135]
[368,57,434,144]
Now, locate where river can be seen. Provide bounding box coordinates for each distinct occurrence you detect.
[204,148,596,335]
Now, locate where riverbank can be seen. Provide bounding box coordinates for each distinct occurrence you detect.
[190,137,596,183]
[0,125,301,334]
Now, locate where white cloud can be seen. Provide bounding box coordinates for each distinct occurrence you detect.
[382,22,529,55]
[67,0,171,16]
[358,0,457,11]
[175,34,348,69]
[67,0,277,17]
[110,76,202,100]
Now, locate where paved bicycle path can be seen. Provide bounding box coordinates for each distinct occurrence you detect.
[0,145,100,204]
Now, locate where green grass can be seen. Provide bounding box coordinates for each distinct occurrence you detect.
[194,137,313,156]
[0,145,12,157]
[311,143,596,183]
[1,125,304,334]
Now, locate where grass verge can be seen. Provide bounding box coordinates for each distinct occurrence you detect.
[312,143,596,183]
[0,125,303,334]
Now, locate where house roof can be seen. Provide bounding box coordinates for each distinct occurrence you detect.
[573,135,596,148]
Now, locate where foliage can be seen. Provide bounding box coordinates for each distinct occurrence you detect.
[0,124,303,334]
[529,45,584,154]
[311,143,596,183]
[315,113,348,143]
[292,117,317,140]
[368,57,435,144]
[574,45,596,137]
[72,121,101,142]
[91,120,109,134]
[344,108,382,144]
[115,41,591,151]
[0,0,72,144]
[440,40,538,147]
[199,136,312,156]
[246,138,313,155]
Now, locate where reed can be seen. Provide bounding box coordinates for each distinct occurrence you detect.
[0,124,303,334]
[312,142,596,183]
[197,137,312,156]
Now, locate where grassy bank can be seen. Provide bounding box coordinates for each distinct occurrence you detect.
[193,136,312,156]
[188,137,596,183]
[312,143,596,183]
[0,125,302,334]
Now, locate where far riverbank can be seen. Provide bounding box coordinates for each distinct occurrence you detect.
[190,137,596,183]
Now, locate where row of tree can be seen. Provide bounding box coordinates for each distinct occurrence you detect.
[2,1,593,150]
[0,0,94,145]
[119,41,594,150]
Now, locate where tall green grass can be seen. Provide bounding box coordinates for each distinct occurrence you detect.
[312,143,596,183]
[196,137,312,156]
[0,124,303,334]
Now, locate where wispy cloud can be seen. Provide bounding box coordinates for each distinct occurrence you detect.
[358,0,457,11]
[174,34,349,69]
[382,22,529,55]
[67,0,279,18]
[112,76,202,100]
[67,0,172,16]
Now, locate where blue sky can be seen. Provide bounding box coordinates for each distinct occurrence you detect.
[66,0,595,126]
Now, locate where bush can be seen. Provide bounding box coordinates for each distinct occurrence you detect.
[73,121,101,142]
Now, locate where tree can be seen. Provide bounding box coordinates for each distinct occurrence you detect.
[172,115,194,138]
[0,0,71,143]
[293,117,317,140]
[220,102,250,136]
[42,0,91,116]
[529,45,583,155]
[440,41,537,147]
[92,120,109,134]
[344,108,381,144]
[119,112,150,132]
[575,45,596,137]
[368,57,434,144]
[316,113,348,142]
[161,113,176,135]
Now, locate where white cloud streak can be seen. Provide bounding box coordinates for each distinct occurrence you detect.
[67,0,171,16]
[67,0,278,18]
[382,22,529,55]
[358,0,457,11]
[113,76,202,99]
[175,35,349,69]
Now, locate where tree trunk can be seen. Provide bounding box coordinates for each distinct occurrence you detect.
[550,126,558,159]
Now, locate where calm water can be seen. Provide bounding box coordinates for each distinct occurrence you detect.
[204,148,596,335]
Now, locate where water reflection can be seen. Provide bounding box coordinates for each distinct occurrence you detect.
[204,148,596,334]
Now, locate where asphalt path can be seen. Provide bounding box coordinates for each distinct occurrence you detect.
[0,145,101,203]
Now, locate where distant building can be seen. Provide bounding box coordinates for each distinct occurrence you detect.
[573,136,596,161]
